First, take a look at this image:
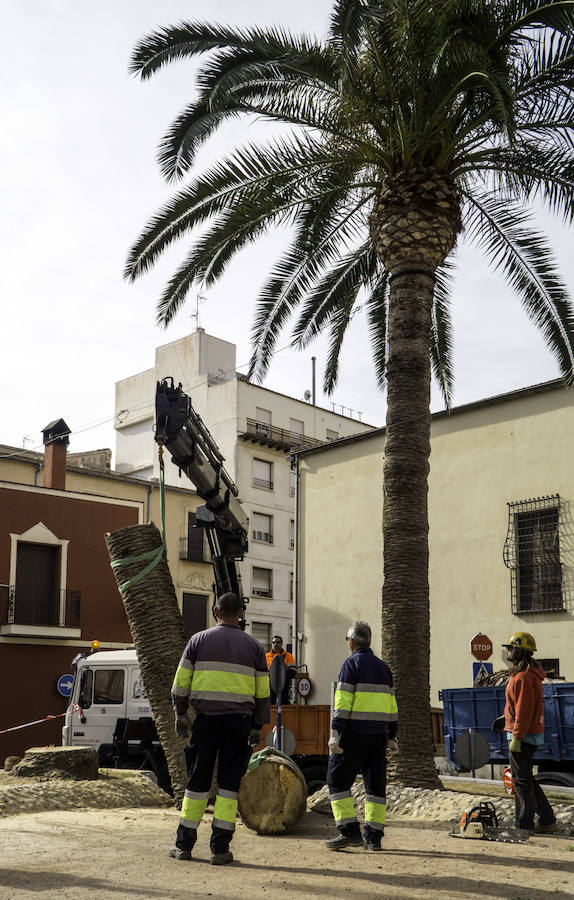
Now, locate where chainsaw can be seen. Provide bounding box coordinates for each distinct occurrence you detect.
[449,801,530,843]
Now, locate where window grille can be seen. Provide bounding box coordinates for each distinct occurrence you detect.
[503,495,563,613]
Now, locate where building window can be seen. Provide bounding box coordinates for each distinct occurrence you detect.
[326,429,338,441]
[255,407,272,437]
[289,519,295,550]
[289,418,305,447]
[253,458,273,491]
[252,621,271,648]
[503,495,563,614]
[179,512,207,562]
[252,567,273,598]
[289,571,294,602]
[289,470,296,498]
[182,592,208,638]
[253,513,273,544]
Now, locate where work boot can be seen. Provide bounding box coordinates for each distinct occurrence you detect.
[363,841,382,852]
[535,820,559,834]
[211,850,234,866]
[325,833,363,851]
[169,846,192,861]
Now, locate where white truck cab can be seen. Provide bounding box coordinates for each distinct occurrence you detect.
[62,649,169,790]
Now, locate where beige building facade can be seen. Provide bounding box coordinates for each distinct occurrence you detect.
[115,329,374,649]
[295,380,574,706]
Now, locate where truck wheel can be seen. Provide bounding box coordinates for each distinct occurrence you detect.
[301,764,327,795]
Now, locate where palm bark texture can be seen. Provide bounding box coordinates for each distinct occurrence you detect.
[106,523,189,805]
[126,1,574,787]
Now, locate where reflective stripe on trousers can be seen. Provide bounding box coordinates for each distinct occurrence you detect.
[329,790,358,826]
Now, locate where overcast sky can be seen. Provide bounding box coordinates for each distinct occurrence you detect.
[3,1,573,460]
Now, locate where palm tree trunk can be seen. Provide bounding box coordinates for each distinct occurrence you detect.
[382,269,441,788]
[105,522,190,805]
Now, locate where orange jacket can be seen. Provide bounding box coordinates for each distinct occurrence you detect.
[504,665,545,740]
[266,649,296,673]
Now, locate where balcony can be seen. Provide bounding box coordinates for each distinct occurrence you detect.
[239,419,322,453]
[252,587,273,598]
[253,530,273,544]
[0,584,81,635]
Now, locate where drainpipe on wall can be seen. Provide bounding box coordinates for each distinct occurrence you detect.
[292,453,302,675]
[34,462,43,486]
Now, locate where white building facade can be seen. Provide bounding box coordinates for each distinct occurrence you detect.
[115,330,374,651]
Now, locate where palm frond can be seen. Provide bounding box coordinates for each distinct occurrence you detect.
[463,190,574,383]
[430,263,455,408]
[365,271,390,391]
[292,242,378,347]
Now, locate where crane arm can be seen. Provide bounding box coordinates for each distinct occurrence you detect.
[155,377,249,617]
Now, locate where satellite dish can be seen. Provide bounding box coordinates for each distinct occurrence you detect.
[304,390,311,402]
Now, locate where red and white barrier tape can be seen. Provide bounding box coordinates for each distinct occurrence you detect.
[0,705,82,735]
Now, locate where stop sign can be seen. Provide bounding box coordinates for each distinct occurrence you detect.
[470,633,493,660]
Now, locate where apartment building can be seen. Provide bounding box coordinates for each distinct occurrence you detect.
[115,329,374,649]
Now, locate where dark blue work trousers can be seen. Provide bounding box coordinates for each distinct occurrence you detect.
[327,730,388,845]
[176,712,251,854]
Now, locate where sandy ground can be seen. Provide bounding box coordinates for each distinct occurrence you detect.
[1,807,573,900]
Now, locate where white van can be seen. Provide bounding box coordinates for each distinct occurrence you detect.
[62,649,170,790]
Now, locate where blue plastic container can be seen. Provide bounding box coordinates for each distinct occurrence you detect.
[439,683,574,766]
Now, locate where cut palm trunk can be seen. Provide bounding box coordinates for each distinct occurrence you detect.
[105,522,189,806]
[238,750,307,834]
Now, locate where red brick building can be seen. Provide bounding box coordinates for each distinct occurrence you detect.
[0,420,142,762]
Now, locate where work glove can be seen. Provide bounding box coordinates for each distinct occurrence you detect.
[175,714,191,740]
[387,738,399,757]
[509,738,522,753]
[491,716,505,733]
[248,728,262,748]
[328,730,343,755]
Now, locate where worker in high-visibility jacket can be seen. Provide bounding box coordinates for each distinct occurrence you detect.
[169,591,270,866]
[325,620,398,852]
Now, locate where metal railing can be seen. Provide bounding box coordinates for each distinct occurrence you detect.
[0,584,81,628]
[253,477,273,490]
[178,536,211,562]
[253,530,273,543]
[240,419,322,452]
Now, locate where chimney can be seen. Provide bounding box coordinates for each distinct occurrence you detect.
[42,418,70,490]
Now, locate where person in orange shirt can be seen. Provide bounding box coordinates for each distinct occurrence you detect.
[492,631,556,834]
[265,636,296,704]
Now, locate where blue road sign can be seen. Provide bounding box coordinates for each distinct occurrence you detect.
[57,674,75,697]
[472,661,493,685]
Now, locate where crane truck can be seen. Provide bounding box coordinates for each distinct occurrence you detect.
[62,379,329,792]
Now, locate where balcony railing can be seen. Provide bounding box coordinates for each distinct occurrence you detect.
[0,584,81,628]
[239,419,322,452]
[178,536,211,562]
[252,587,273,598]
[253,530,273,543]
[253,476,273,490]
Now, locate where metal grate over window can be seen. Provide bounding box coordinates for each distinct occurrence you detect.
[503,494,563,614]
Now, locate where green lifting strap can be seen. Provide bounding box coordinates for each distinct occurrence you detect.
[110,447,167,593]
[246,746,297,774]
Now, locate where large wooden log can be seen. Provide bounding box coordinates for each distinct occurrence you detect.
[105,522,189,806]
[238,751,307,834]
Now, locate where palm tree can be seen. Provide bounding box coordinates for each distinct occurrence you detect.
[126,0,574,787]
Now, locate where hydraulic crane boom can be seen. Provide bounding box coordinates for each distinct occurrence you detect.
[155,377,249,622]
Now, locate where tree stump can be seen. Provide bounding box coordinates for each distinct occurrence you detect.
[238,751,307,834]
[9,746,99,780]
